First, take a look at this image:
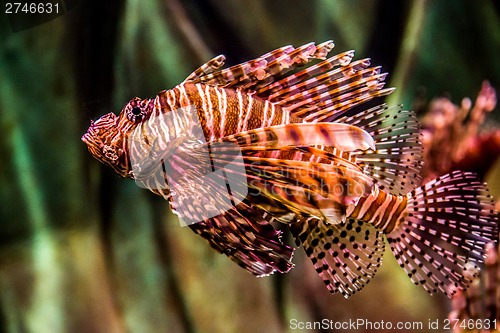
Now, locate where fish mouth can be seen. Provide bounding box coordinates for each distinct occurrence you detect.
[81,129,96,145]
[82,119,102,143]
[81,127,100,148]
[82,113,118,143]
[81,132,90,143]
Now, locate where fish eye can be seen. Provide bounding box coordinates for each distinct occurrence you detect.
[131,107,142,116]
[125,98,153,123]
[127,105,144,122]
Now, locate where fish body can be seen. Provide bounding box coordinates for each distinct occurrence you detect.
[83,41,498,298]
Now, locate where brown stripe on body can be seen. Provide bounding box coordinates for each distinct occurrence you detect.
[383,196,407,234]
[347,186,408,234]
[172,83,299,142]
[348,196,367,218]
[380,196,397,225]
[359,189,388,223]
[155,91,172,113]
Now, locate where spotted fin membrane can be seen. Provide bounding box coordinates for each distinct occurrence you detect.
[289,217,385,297]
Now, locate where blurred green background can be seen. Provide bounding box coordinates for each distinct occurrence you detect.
[0,0,499,332]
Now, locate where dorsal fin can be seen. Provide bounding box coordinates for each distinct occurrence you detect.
[184,41,335,90]
[184,55,226,82]
[183,41,393,124]
[258,60,393,122]
[184,41,393,123]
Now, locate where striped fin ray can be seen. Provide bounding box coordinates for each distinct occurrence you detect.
[290,78,390,122]
[141,137,252,221]
[218,122,376,152]
[183,45,292,86]
[235,41,334,91]
[184,55,226,82]
[387,171,498,298]
[184,41,335,91]
[255,50,356,98]
[207,144,362,173]
[195,147,373,221]
[166,141,373,222]
[255,56,394,122]
[188,200,295,277]
[164,137,374,203]
[163,153,297,276]
[289,217,385,298]
[244,157,373,202]
[266,61,381,107]
[249,181,350,224]
[294,146,359,169]
[200,150,374,215]
[201,144,367,219]
[183,41,392,122]
[301,87,394,123]
[338,104,423,195]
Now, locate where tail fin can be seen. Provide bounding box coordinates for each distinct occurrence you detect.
[387,170,498,297]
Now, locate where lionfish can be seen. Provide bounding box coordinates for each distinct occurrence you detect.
[82,41,498,298]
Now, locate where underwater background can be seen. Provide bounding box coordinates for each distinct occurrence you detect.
[1,0,499,332]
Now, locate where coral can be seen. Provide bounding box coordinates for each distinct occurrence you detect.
[421,81,500,182]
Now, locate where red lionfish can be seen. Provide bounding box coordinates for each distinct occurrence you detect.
[82,41,498,298]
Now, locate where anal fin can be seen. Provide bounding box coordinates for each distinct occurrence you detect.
[290,217,385,298]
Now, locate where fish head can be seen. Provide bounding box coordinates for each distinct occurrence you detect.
[82,97,155,178]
